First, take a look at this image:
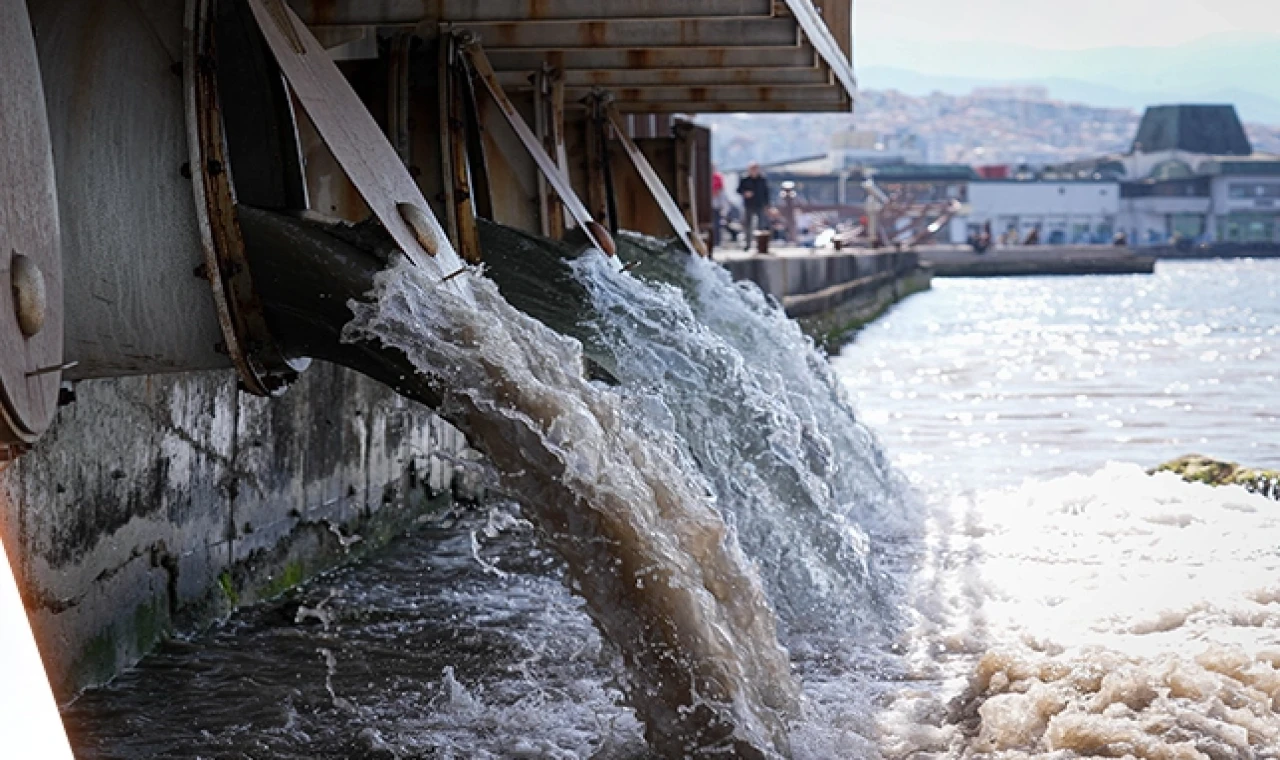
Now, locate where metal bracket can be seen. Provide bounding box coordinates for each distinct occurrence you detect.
[605,104,708,257]
[533,64,568,239]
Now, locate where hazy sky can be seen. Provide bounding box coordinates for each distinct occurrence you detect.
[857,0,1280,50]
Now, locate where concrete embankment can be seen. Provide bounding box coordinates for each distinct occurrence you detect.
[718,248,931,345]
[0,365,475,700]
[918,245,1156,277]
[1144,242,1280,261]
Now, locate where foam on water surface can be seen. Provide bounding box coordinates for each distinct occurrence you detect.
[861,465,1280,759]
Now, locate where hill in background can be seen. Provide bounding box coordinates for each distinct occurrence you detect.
[700,87,1280,172]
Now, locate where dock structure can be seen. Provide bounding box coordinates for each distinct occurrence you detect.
[719,247,932,343]
[0,0,857,703]
[917,245,1157,277]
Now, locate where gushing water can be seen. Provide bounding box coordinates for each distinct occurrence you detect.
[344,255,800,757]
[479,225,915,632]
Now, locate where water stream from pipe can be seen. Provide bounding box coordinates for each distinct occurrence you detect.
[344,246,806,757]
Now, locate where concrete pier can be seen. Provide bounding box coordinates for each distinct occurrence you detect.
[1145,242,1280,261]
[718,247,931,344]
[917,245,1156,277]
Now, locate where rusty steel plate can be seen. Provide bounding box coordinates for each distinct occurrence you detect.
[246,0,470,296]
[0,0,64,453]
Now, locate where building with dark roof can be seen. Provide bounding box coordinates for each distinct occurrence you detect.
[1131,105,1252,157]
[1042,105,1280,246]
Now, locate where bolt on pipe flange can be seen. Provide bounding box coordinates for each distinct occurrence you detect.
[10,254,46,337]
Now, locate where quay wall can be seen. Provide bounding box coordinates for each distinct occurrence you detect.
[1144,242,1280,260]
[721,249,930,345]
[0,363,471,700]
[918,245,1156,277]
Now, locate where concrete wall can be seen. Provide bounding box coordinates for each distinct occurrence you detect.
[0,362,469,700]
[722,250,919,306]
[721,249,928,346]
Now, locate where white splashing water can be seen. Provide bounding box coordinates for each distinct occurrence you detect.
[345,258,798,757]
[579,235,917,633]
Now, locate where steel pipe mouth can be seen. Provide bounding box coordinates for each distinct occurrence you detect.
[185,0,312,396]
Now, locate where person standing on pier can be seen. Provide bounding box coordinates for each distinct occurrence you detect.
[711,165,727,250]
[738,162,769,251]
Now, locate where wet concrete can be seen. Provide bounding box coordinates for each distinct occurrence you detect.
[718,247,930,345]
[0,363,475,700]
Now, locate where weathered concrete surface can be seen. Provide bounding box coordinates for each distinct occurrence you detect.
[918,245,1156,277]
[0,362,470,700]
[794,267,933,349]
[719,248,930,346]
[720,248,921,303]
[1145,242,1280,260]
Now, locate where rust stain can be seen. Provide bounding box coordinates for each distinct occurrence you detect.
[659,70,680,85]
[304,0,338,26]
[487,23,519,47]
[678,19,695,45]
[689,87,709,102]
[580,21,608,47]
[626,50,651,69]
[526,0,551,20]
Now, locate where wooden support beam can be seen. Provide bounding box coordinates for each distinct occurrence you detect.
[470,18,799,49]
[487,46,820,71]
[496,66,833,89]
[288,0,776,25]
[584,96,611,227]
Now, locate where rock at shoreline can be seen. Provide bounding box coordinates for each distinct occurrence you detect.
[1152,455,1279,500]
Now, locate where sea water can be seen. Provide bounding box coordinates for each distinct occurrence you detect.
[66,252,1280,758]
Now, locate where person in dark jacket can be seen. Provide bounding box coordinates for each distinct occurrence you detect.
[737,162,769,251]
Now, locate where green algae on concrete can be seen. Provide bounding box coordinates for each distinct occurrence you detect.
[1153,455,1280,500]
[800,267,933,351]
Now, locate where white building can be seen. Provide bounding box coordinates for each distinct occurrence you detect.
[1071,105,1280,245]
[951,180,1120,244]
[1119,161,1280,245]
